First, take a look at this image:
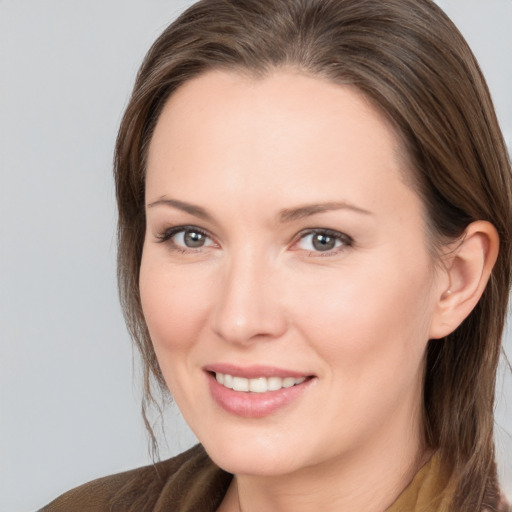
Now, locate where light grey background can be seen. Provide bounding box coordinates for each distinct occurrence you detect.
[0,1,510,511]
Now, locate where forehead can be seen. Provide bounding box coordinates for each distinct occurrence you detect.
[146,69,421,222]
[149,69,402,164]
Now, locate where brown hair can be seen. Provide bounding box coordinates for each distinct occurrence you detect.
[114,0,512,510]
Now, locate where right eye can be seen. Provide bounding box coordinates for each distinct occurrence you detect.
[156,226,216,251]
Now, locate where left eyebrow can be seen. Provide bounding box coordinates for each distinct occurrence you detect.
[278,202,373,223]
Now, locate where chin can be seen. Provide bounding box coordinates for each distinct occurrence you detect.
[194,418,338,478]
[204,439,306,477]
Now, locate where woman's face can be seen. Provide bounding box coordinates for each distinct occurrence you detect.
[140,70,445,476]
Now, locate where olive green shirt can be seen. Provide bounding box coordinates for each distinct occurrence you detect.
[39,444,508,512]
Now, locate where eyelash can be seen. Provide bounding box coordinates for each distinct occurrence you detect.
[292,228,353,256]
[155,225,353,256]
[155,225,214,253]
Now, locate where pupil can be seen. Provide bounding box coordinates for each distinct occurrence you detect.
[312,234,335,251]
[184,231,205,248]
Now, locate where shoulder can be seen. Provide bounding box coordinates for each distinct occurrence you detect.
[39,444,232,512]
[487,491,511,512]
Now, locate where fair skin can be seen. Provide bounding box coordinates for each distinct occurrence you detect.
[139,70,498,512]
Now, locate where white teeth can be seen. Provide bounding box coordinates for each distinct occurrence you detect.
[214,373,306,392]
[267,377,282,391]
[223,374,233,389]
[233,377,249,392]
[249,377,267,393]
[282,377,297,388]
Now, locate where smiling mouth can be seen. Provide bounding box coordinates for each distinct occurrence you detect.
[213,372,308,393]
[207,368,314,417]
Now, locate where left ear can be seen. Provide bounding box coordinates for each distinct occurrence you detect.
[429,220,499,340]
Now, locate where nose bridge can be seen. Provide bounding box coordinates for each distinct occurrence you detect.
[211,245,287,345]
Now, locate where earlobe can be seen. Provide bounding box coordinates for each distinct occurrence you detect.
[429,221,499,340]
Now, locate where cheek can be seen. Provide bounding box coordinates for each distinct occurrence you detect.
[287,256,434,442]
[139,252,211,356]
[139,254,218,409]
[289,254,435,373]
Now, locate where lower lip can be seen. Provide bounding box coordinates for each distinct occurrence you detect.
[207,373,313,418]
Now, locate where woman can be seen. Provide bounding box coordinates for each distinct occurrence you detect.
[41,0,511,510]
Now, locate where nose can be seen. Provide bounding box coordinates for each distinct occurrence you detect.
[211,251,288,345]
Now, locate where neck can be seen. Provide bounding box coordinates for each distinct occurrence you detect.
[230,413,429,512]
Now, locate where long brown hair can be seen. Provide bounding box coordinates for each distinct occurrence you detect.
[114,1,512,509]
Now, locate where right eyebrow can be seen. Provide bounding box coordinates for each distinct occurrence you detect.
[146,198,214,222]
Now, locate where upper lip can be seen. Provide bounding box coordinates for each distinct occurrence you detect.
[204,363,312,379]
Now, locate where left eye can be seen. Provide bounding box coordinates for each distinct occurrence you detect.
[295,230,351,253]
